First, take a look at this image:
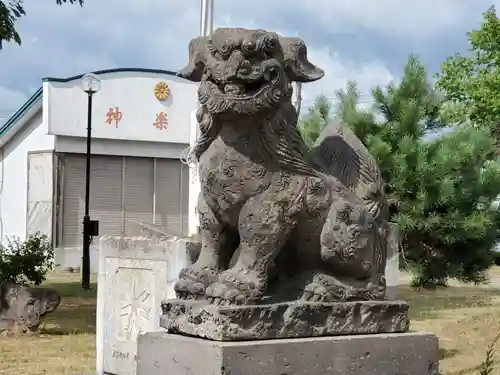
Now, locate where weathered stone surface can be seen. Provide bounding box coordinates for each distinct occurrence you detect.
[0,281,60,332]
[173,27,391,311]
[160,299,410,341]
[96,236,196,375]
[156,27,413,347]
[136,331,440,375]
[385,223,400,299]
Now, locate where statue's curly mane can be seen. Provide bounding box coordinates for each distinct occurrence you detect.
[194,101,318,177]
[193,106,220,160]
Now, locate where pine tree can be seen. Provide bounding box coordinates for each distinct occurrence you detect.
[298,94,332,148]
[299,55,500,286]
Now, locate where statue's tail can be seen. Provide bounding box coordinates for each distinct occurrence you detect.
[310,119,388,226]
[310,120,390,292]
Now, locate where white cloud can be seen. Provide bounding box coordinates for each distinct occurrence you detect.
[216,0,488,39]
[0,87,28,124]
[301,48,393,108]
[0,0,487,117]
[0,87,27,111]
[297,0,479,38]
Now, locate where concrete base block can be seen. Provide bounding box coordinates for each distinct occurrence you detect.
[136,331,439,375]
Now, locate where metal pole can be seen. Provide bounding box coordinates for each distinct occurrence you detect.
[189,0,214,237]
[207,0,214,35]
[200,0,208,36]
[200,0,214,37]
[81,91,92,290]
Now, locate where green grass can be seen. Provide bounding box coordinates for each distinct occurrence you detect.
[0,273,97,375]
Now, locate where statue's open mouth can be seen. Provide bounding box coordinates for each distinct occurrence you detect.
[205,68,280,100]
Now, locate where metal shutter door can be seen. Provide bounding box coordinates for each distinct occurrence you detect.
[62,154,123,246]
[61,154,85,247]
[123,156,154,236]
[155,159,188,236]
[89,155,123,238]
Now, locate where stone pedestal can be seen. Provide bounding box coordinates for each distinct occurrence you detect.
[136,331,440,375]
[161,299,410,340]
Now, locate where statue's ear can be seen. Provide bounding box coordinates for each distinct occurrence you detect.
[279,37,324,83]
[177,36,209,82]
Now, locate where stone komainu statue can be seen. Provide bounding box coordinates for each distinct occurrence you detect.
[174,28,389,306]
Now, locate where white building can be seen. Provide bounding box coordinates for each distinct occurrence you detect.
[0,68,198,270]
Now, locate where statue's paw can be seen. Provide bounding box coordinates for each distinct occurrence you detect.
[205,269,264,306]
[301,273,384,302]
[174,266,219,300]
[301,282,336,302]
[301,273,351,302]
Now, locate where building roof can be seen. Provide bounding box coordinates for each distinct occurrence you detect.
[0,68,178,138]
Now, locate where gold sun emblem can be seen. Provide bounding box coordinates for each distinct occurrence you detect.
[154,82,170,100]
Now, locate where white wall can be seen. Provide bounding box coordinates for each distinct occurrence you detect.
[45,71,198,144]
[0,110,55,245]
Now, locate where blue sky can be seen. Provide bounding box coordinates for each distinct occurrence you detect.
[0,0,496,121]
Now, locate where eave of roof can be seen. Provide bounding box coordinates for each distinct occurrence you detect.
[42,67,177,83]
[0,68,178,138]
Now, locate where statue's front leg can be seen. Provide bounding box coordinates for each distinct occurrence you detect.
[174,196,231,300]
[205,193,297,305]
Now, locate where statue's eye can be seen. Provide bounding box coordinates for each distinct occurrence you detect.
[267,36,277,49]
[242,40,257,54]
[263,35,278,52]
